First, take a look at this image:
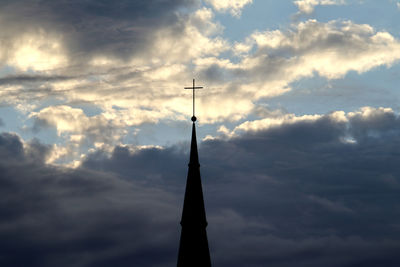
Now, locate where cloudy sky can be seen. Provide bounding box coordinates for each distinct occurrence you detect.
[1,0,400,266]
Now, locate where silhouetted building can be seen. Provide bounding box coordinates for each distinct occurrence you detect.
[177,79,211,266]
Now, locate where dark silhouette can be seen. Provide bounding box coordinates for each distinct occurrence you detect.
[177,80,211,266]
[184,79,203,118]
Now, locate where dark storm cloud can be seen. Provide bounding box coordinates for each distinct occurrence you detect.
[0,133,181,267]
[0,0,197,62]
[1,108,400,266]
[82,109,400,266]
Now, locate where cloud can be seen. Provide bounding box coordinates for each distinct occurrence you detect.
[0,132,181,267]
[0,1,226,72]
[1,106,400,266]
[4,31,68,72]
[31,105,125,142]
[231,112,324,134]
[0,0,198,65]
[1,1,399,127]
[190,19,400,124]
[1,1,400,161]
[8,16,400,164]
[0,74,74,86]
[222,19,400,100]
[29,105,129,163]
[294,0,346,14]
[194,107,400,266]
[205,0,253,17]
[0,3,229,124]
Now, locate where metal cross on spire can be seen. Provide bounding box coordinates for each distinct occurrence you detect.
[185,79,203,122]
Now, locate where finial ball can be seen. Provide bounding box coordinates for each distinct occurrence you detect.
[191,116,197,122]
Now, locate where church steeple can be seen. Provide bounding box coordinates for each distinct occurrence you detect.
[177,80,211,266]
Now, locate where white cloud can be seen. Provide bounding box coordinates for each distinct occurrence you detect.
[2,15,399,131]
[347,106,394,119]
[44,144,70,164]
[0,6,230,122]
[151,8,228,64]
[31,105,127,146]
[3,1,399,129]
[2,2,400,166]
[1,30,67,71]
[227,19,400,101]
[294,0,346,14]
[222,107,394,139]
[205,0,253,17]
[29,105,138,165]
[231,113,323,135]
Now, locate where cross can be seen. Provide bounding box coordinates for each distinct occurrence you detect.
[185,79,203,122]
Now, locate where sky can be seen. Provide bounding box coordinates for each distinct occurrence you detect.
[1,0,400,266]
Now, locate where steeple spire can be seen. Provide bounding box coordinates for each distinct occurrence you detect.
[177,80,211,267]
